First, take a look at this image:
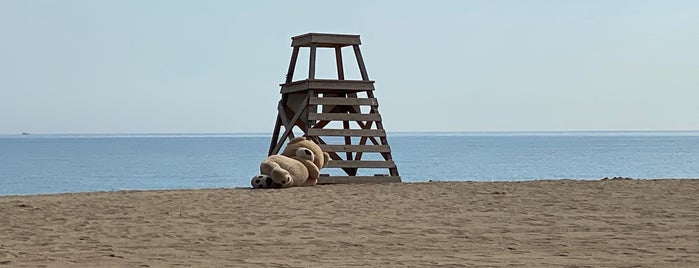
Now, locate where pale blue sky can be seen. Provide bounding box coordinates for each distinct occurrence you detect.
[1,0,698,134]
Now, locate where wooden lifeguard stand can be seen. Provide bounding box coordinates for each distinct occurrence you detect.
[268,33,400,184]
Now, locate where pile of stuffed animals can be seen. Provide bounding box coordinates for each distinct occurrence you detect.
[251,137,330,189]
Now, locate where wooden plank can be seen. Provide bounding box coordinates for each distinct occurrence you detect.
[271,96,309,154]
[291,33,361,47]
[308,113,381,121]
[354,136,367,160]
[267,115,282,156]
[309,97,377,106]
[305,90,316,131]
[342,120,353,162]
[319,144,391,153]
[277,101,291,128]
[285,46,299,84]
[335,46,344,80]
[353,45,369,80]
[346,92,361,116]
[306,128,385,137]
[281,79,374,93]
[317,176,401,184]
[308,45,316,80]
[325,160,396,169]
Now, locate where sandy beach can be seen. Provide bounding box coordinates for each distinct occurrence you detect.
[1,179,698,267]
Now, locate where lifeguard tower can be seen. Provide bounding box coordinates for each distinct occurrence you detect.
[268,33,400,184]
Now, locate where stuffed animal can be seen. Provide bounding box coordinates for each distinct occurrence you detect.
[250,174,281,189]
[282,137,330,172]
[280,137,330,187]
[251,137,329,188]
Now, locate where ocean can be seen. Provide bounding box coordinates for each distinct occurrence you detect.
[1,132,698,196]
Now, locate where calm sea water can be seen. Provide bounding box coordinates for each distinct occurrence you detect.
[1,132,698,196]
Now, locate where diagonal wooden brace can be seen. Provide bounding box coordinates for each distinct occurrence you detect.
[271,95,310,155]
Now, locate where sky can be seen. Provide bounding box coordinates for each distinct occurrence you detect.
[1,0,698,134]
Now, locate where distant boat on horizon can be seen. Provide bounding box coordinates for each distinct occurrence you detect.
[21,132,30,135]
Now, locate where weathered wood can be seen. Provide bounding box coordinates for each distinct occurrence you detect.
[291,33,361,48]
[345,92,361,118]
[316,137,359,176]
[277,101,291,129]
[306,90,316,131]
[309,97,378,106]
[268,115,282,156]
[281,79,375,94]
[306,128,386,137]
[353,45,369,80]
[342,120,353,164]
[308,45,316,80]
[271,95,309,154]
[326,160,396,168]
[318,176,401,184]
[281,93,309,139]
[335,46,344,80]
[364,90,399,176]
[308,113,381,121]
[354,136,368,161]
[353,121,380,146]
[311,120,330,130]
[269,33,400,183]
[285,47,300,84]
[319,144,391,153]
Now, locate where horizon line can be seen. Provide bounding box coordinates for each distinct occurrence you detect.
[3,129,699,136]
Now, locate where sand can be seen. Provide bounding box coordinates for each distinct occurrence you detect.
[1,179,698,267]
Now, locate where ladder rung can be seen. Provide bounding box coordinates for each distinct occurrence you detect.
[326,160,396,168]
[319,144,391,153]
[309,113,381,121]
[307,129,386,137]
[309,97,378,106]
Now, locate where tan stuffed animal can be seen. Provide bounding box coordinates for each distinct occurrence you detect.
[251,137,329,188]
[281,137,330,181]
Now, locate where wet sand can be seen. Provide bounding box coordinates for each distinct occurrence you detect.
[2,179,698,267]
